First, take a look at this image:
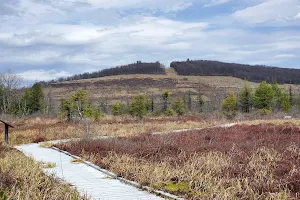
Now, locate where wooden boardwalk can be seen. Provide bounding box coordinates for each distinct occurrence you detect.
[16,143,163,200]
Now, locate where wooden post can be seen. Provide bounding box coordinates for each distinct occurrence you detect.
[5,124,8,144]
[0,120,14,144]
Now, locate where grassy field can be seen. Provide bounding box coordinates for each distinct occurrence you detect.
[55,122,300,199]
[0,116,212,145]
[0,143,89,200]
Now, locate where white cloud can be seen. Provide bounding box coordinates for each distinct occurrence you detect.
[1,0,300,81]
[232,0,300,24]
[204,0,231,8]
[295,13,300,19]
[17,69,72,81]
[0,17,208,47]
[86,0,193,12]
[274,54,298,59]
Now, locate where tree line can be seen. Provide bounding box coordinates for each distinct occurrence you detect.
[221,81,291,119]
[39,61,166,86]
[59,90,190,121]
[171,60,300,84]
[0,72,47,116]
[38,59,300,86]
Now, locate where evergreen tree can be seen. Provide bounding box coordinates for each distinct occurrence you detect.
[221,92,238,119]
[112,103,121,116]
[131,95,147,119]
[271,82,283,110]
[253,81,274,111]
[238,83,253,113]
[59,99,73,121]
[59,90,102,121]
[187,92,192,112]
[29,83,44,113]
[281,92,291,112]
[20,89,31,115]
[72,90,88,120]
[271,82,290,112]
[83,104,102,120]
[161,91,170,112]
[172,98,185,116]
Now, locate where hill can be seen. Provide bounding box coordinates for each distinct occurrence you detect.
[44,67,298,114]
[171,60,300,84]
[40,61,165,85]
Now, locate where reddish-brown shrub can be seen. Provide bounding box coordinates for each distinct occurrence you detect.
[56,124,300,197]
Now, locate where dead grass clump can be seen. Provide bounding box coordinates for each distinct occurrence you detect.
[57,124,300,199]
[0,171,14,189]
[33,136,47,143]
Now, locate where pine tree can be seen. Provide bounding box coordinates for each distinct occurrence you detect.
[187,92,192,112]
[221,92,238,119]
[112,103,121,116]
[162,91,170,112]
[253,81,274,111]
[271,82,290,112]
[20,89,31,115]
[59,98,73,121]
[72,90,88,120]
[281,92,291,112]
[131,95,147,120]
[59,90,102,121]
[172,98,185,116]
[271,82,283,110]
[29,83,44,113]
[238,83,253,113]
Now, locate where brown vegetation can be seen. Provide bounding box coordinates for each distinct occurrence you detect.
[47,70,298,107]
[0,143,88,200]
[57,123,300,199]
[0,116,211,145]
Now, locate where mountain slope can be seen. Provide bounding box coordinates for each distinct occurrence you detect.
[45,68,298,113]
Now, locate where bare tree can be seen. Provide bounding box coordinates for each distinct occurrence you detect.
[0,71,22,114]
[45,85,53,115]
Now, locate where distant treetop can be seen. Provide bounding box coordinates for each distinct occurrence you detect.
[171,59,300,84]
[39,61,166,86]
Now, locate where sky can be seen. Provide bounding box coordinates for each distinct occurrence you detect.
[0,0,300,82]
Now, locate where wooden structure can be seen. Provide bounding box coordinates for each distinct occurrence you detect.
[0,120,14,144]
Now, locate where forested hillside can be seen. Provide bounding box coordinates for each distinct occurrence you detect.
[40,61,165,85]
[171,60,300,84]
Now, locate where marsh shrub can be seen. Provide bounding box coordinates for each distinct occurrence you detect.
[257,108,272,116]
[165,108,175,116]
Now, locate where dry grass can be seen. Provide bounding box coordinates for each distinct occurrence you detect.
[57,124,300,199]
[0,116,212,145]
[0,143,88,200]
[47,69,299,104]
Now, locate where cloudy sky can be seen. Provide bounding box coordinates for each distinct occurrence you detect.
[0,0,300,82]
